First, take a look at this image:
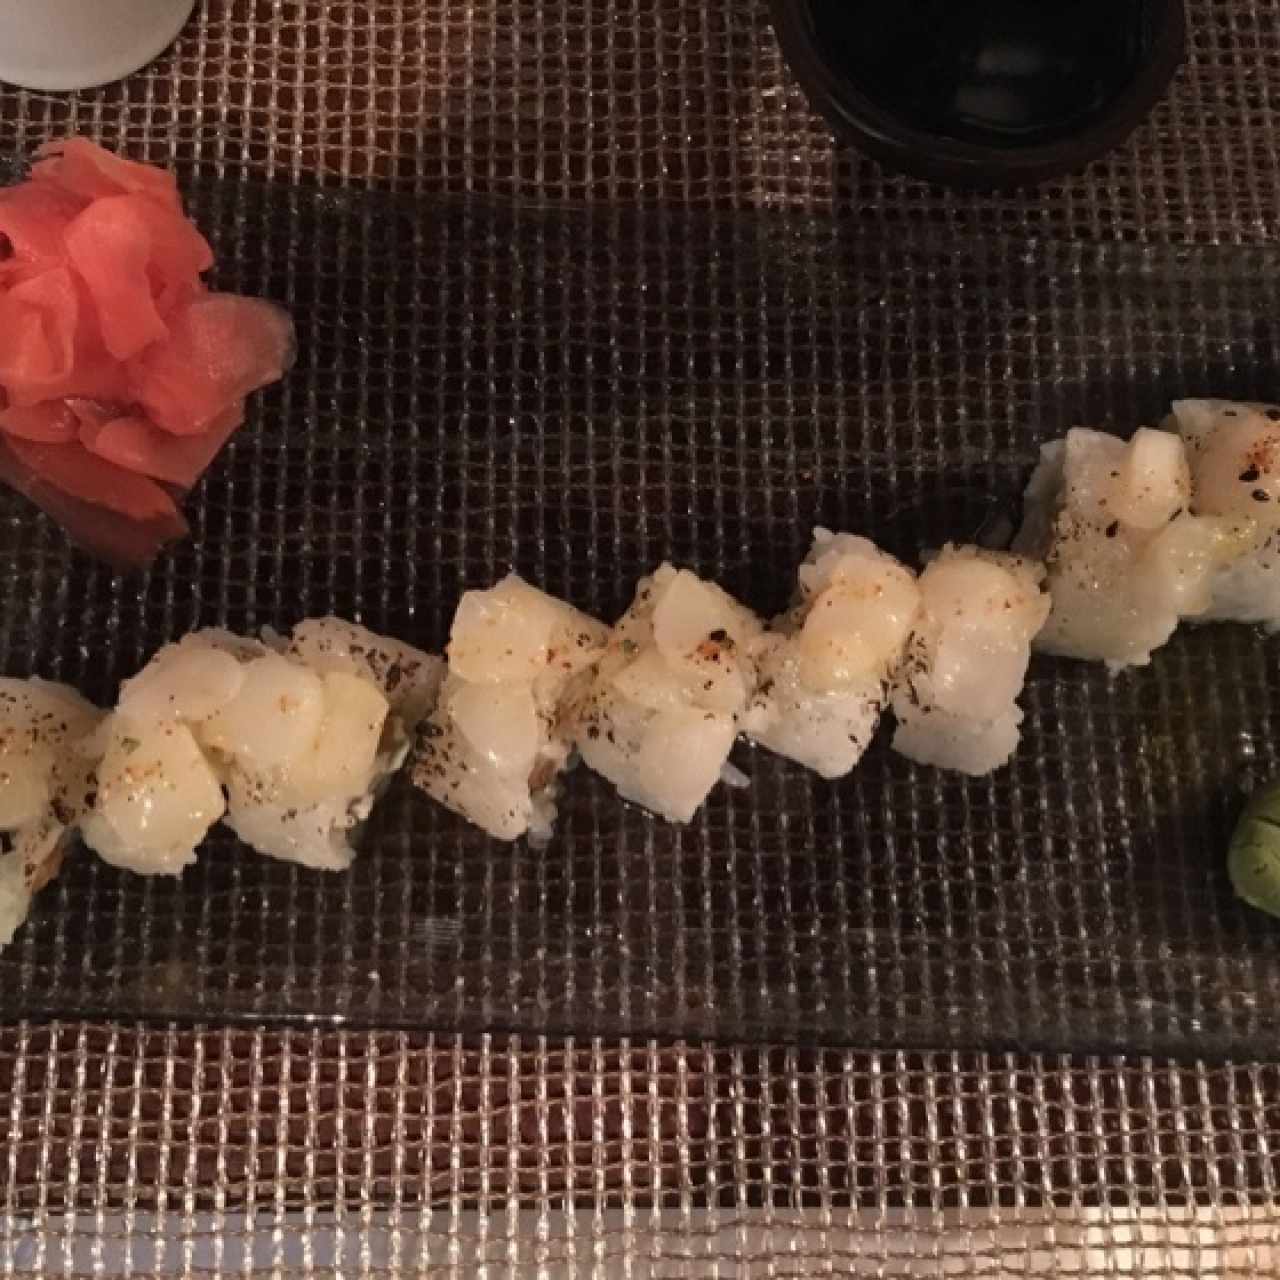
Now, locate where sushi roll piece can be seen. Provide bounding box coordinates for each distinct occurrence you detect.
[1014,426,1233,670]
[412,575,609,841]
[743,530,921,779]
[83,712,228,876]
[1168,399,1280,629]
[82,632,244,874]
[86,623,435,874]
[212,662,406,872]
[890,544,1050,775]
[0,677,101,944]
[201,625,434,871]
[568,565,763,823]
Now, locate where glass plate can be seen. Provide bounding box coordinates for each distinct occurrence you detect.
[1,180,1277,1054]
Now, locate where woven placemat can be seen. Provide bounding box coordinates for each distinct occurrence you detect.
[0,0,1275,239]
[1,0,1279,1273]
[1,1026,1276,1276]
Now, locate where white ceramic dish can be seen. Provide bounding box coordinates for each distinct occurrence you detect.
[0,0,195,92]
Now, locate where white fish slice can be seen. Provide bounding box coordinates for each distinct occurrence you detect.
[569,564,762,824]
[412,575,609,841]
[890,544,1049,776]
[744,529,920,780]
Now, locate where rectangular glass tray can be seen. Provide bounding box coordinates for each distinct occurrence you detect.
[1,178,1277,1056]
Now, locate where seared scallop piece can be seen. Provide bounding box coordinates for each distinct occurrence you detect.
[891,544,1049,776]
[744,530,920,780]
[0,677,102,945]
[412,575,609,841]
[1168,399,1280,630]
[1015,427,1235,670]
[567,565,763,824]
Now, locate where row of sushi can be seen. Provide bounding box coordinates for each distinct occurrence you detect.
[1,398,1278,945]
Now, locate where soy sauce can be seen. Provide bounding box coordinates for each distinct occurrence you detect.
[807,0,1153,148]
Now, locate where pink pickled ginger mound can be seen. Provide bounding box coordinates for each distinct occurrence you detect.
[0,436,188,568]
[132,295,295,436]
[0,402,79,444]
[0,136,295,570]
[0,184,83,272]
[0,267,81,395]
[79,406,245,491]
[31,138,182,214]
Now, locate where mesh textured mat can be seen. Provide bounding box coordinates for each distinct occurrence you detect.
[0,1028,1277,1277]
[0,0,1279,1273]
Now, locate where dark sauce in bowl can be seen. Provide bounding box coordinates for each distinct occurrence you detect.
[776,0,1184,183]
[808,0,1151,147]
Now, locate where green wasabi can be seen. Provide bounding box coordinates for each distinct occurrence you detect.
[1229,781,1280,919]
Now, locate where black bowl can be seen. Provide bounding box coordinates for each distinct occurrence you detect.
[769,0,1186,187]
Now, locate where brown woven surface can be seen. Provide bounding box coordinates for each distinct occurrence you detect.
[1,0,1280,1273]
[0,0,1275,239]
[1,1026,1277,1275]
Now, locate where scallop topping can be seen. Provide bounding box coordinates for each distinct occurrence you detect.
[745,530,921,779]
[1168,399,1280,630]
[210,656,398,873]
[80,631,249,874]
[207,626,427,872]
[412,575,609,842]
[0,678,101,943]
[82,623,430,875]
[567,565,763,824]
[1014,427,1237,669]
[82,711,227,876]
[891,545,1050,776]
[284,618,444,731]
